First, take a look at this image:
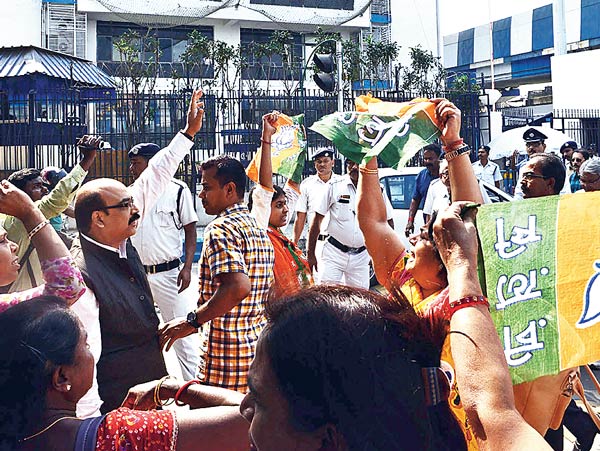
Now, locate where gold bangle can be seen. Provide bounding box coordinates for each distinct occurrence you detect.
[153,375,175,407]
[359,166,379,175]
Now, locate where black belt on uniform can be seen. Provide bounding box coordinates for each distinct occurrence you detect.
[327,236,366,255]
[144,258,181,274]
[318,234,329,241]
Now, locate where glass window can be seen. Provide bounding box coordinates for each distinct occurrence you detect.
[97,35,112,61]
[159,38,173,63]
[172,38,187,62]
[96,21,213,66]
[383,175,417,210]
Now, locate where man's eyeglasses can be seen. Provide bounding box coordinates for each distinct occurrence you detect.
[521,172,549,181]
[103,197,135,210]
[525,142,543,148]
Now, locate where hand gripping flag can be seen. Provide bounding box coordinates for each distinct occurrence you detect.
[476,192,600,384]
[246,113,307,184]
[309,94,442,167]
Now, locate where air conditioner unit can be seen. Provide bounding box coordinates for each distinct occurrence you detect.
[57,22,73,54]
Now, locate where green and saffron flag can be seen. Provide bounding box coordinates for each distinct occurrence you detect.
[477,192,600,384]
[309,95,442,167]
[246,113,307,184]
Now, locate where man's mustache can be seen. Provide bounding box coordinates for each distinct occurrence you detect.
[129,212,140,224]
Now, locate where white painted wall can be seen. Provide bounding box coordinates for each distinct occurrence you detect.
[0,0,42,48]
[510,10,533,56]
[551,50,600,109]
[473,24,491,64]
[390,0,438,65]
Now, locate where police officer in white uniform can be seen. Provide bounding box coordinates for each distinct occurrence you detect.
[128,143,200,380]
[307,159,393,289]
[513,128,571,199]
[293,148,341,279]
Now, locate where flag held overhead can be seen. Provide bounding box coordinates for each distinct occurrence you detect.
[310,95,442,168]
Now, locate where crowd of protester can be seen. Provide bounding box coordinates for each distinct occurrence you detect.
[0,89,598,451]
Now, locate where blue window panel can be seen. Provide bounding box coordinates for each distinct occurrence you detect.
[511,55,551,80]
[493,17,511,58]
[457,28,475,66]
[581,0,600,41]
[532,5,553,51]
[371,14,391,24]
[42,0,76,4]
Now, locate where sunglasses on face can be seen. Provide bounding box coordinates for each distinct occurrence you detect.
[104,197,135,210]
[572,158,584,163]
[526,142,543,148]
[521,172,548,181]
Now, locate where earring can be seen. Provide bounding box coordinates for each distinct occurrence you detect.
[66,384,72,391]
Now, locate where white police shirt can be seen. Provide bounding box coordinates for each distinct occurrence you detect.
[130,179,198,266]
[315,175,393,249]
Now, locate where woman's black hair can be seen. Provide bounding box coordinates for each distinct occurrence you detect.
[0,296,81,449]
[262,285,466,451]
[247,184,286,212]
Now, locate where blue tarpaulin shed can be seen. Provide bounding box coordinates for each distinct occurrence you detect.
[0,45,116,93]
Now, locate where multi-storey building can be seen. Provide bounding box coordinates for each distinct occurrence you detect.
[1,0,440,91]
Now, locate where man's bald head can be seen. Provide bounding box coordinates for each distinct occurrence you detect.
[75,178,128,234]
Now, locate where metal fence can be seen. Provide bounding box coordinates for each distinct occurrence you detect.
[553,109,600,154]
[0,87,485,198]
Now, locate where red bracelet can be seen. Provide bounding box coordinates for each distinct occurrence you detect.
[261,139,272,145]
[443,138,464,152]
[445,295,489,320]
[174,379,201,406]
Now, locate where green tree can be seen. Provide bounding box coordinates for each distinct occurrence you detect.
[112,29,162,148]
[447,73,480,94]
[397,45,446,97]
[175,30,214,92]
[363,35,399,89]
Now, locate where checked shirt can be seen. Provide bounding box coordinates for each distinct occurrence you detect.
[198,203,274,392]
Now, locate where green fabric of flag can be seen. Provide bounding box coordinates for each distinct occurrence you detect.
[309,108,441,168]
[477,197,560,384]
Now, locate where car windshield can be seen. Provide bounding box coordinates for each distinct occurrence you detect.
[382,174,417,210]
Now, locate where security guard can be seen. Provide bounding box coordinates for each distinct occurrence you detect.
[293,147,341,279]
[128,143,200,380]
[307,159,393,289]
[513,128,548,199]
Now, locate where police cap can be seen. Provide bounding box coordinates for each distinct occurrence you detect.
[522,128,548,143]
[128,143,161,159]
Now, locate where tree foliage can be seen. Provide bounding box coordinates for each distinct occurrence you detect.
[396,45,446,97]
[111,29,161,148]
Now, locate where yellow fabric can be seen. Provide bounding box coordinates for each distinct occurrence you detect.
[387,252,479,451]
[246,113,304,183]
[354,93,442,130]
[556,192,600,368]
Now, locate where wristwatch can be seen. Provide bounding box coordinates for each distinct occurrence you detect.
[444,144,471,162]
[186,311,201,329]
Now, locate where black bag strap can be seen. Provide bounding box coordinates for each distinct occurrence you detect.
[171,182,185,230]
[74,414,106,451]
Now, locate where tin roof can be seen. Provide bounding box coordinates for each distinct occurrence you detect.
[0,45,115,88]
